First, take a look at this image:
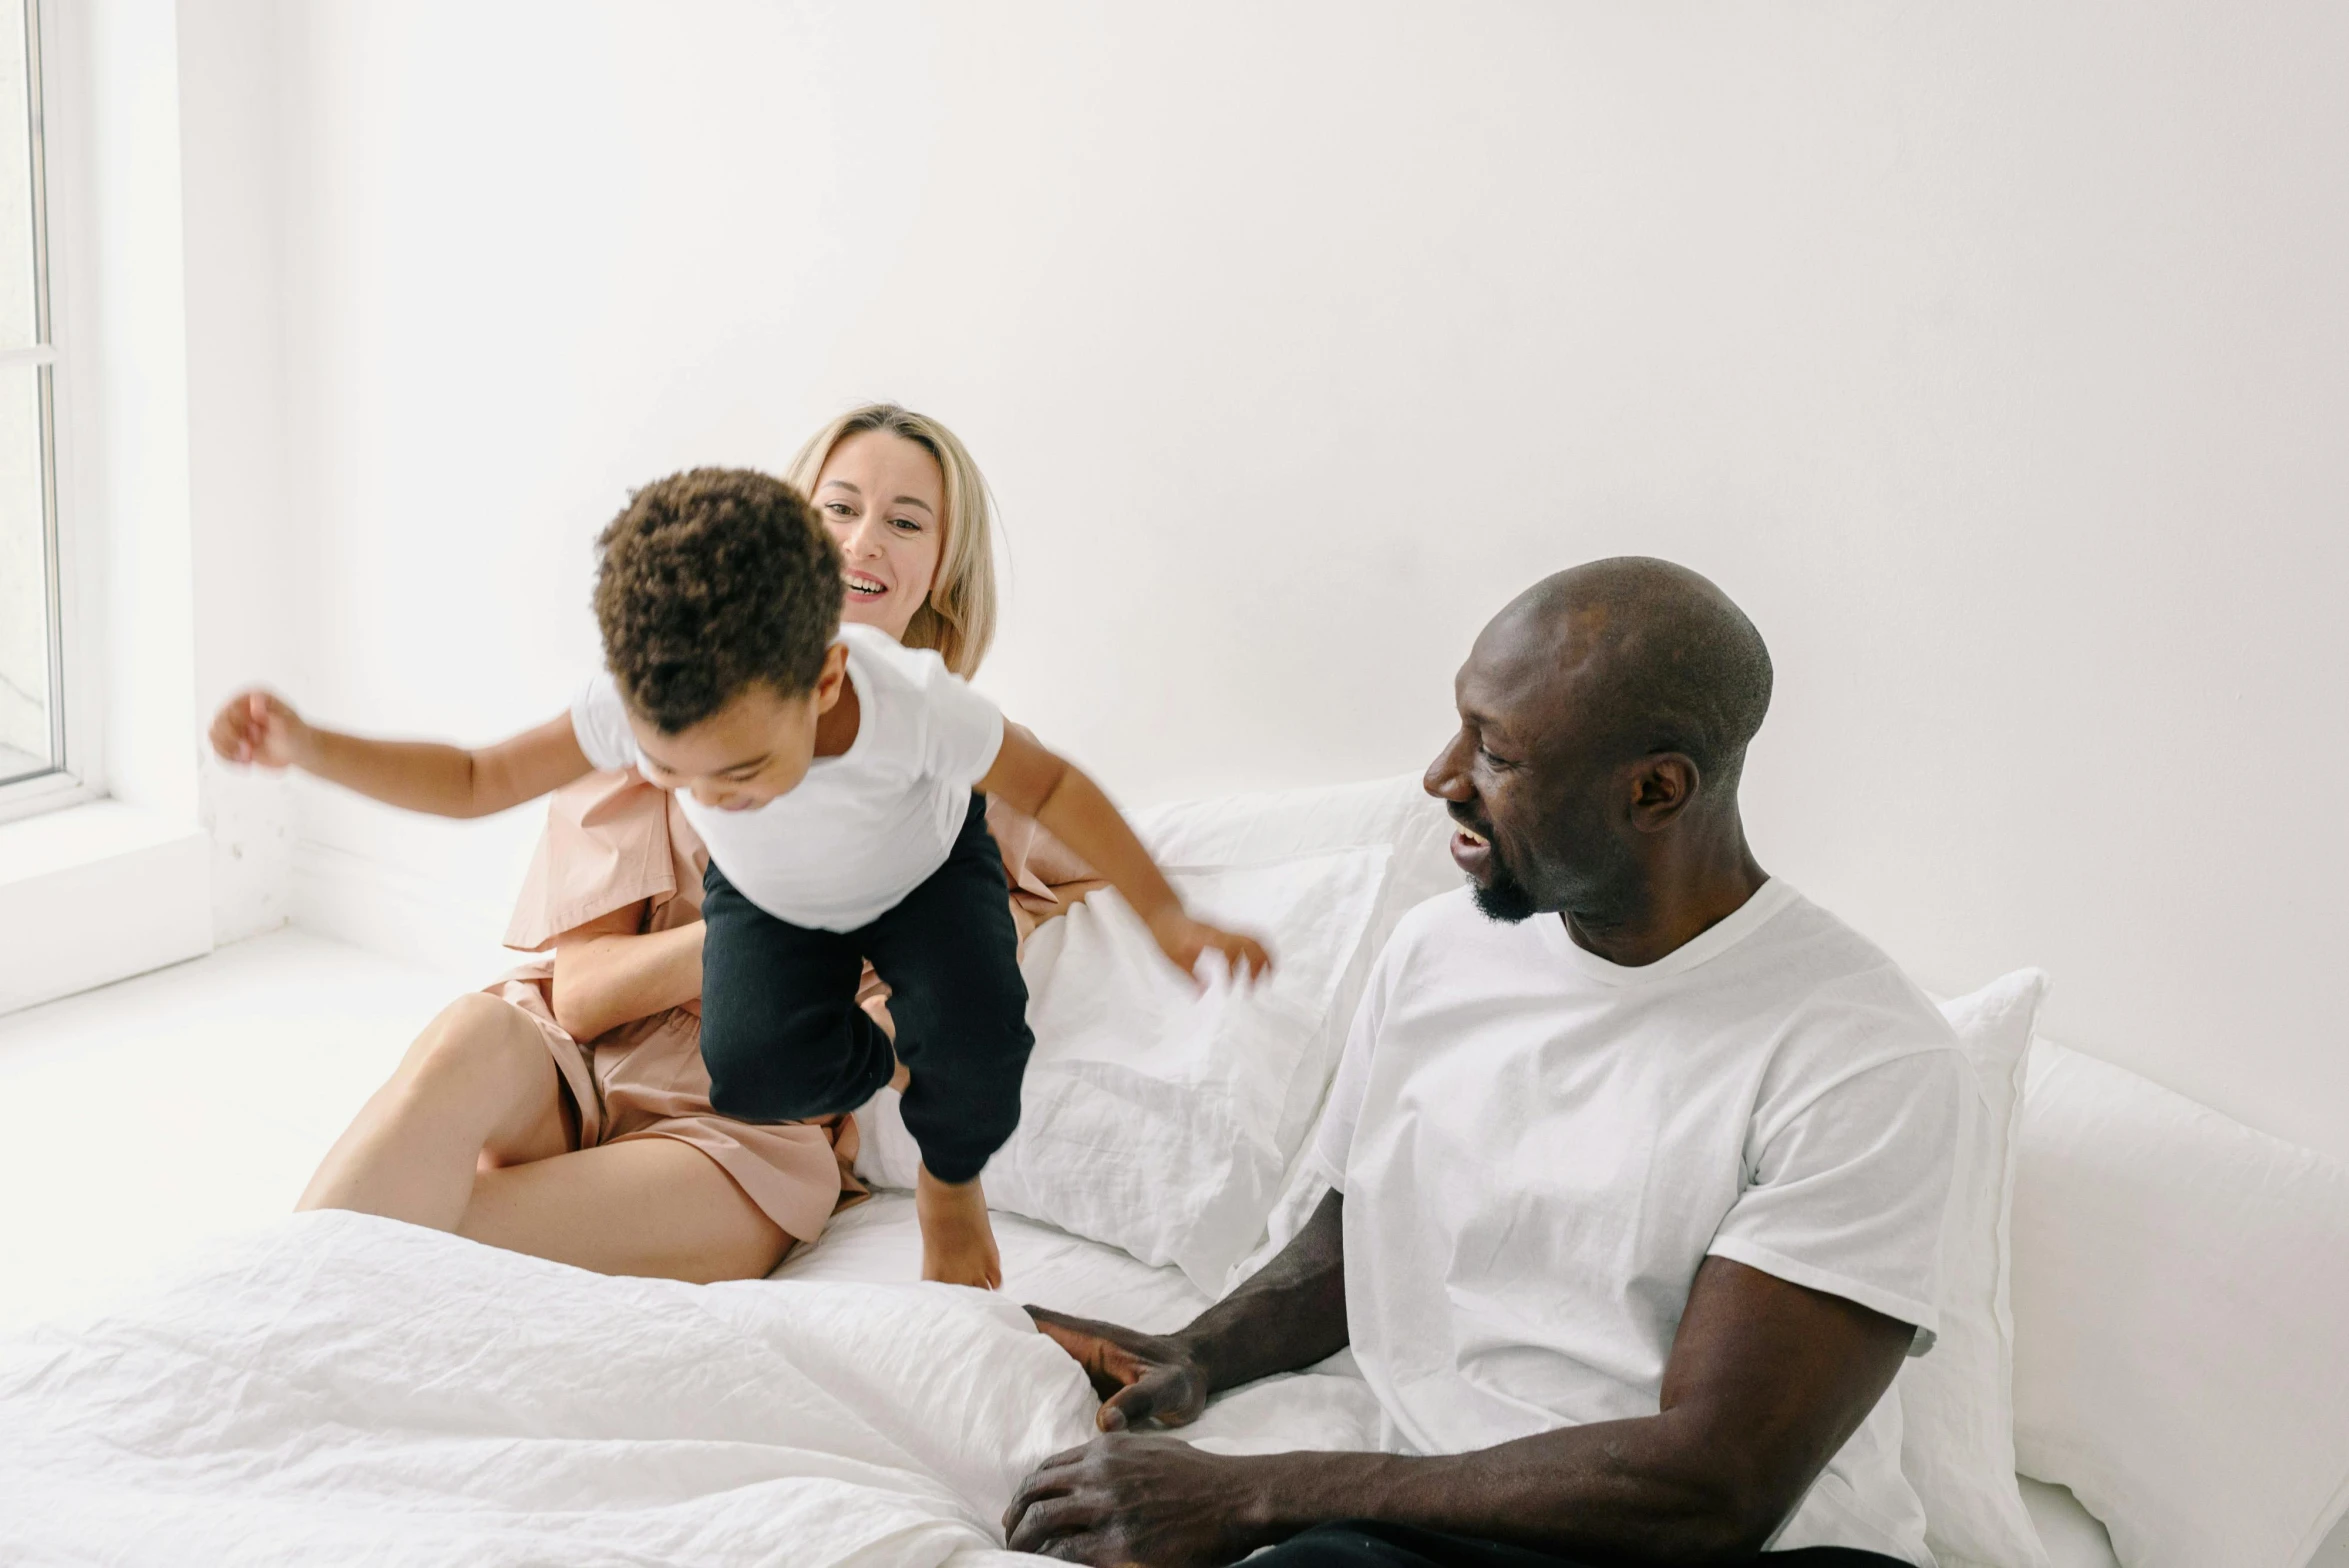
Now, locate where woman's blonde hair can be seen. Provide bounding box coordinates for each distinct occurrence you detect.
[784,403,1000,678]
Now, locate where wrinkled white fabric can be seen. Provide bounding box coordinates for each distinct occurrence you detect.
[0,1210,1096,1566]
[780,1193,1391,1459]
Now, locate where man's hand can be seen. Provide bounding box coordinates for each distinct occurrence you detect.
[1014,1199,1349,1562]
[209,689,312,771]
[1027,1307,1211,1432]
[1003,1433,1263,1566]
[1146,910,1274,989]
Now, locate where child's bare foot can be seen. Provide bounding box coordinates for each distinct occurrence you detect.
[916,1166,1002,1289]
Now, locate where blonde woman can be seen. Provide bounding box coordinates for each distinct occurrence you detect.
[292,404,1092,1285]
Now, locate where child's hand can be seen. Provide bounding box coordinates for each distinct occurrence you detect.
[1146,910,1273,988]
[208,689,311,771]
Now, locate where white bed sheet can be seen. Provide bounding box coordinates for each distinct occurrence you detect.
[2019,1478,2121,1568]
[782,1191,1214,1334]
[779,1192,1390,1458]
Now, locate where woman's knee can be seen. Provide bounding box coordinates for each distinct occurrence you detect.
[396,994,551,1106]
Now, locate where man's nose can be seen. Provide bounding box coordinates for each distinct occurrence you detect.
[1424,731,1472,801]
[690,782,728,808]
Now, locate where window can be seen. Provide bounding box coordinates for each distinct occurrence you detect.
[0,0,61,799]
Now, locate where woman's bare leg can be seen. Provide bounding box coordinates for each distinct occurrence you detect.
[458,1137,789,1283]
[298,993,570,1229]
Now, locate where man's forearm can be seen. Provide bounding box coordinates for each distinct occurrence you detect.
[1179,1187,1350,1395]
[1235,1410,1764,1564]
[1222,1255,1917,1562]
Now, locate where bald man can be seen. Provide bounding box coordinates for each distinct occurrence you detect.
[1004,561,1967,1568]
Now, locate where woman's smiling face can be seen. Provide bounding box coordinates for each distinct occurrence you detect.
[814,429,946,643]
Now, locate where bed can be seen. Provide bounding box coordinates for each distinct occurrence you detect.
[0,1191,2248,1567]
[4,775,2345,1567]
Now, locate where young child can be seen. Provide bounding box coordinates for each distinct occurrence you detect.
[209,467,1270,1287]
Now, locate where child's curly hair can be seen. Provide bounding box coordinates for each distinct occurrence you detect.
[593,468,842,732]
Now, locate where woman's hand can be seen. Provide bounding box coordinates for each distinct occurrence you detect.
[1026,1306,1212,1432]
[1146,910,1274,987]
[209,689,313,770]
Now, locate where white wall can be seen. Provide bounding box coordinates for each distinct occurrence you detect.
[185,2,2349,1160]
[178,0,294,942]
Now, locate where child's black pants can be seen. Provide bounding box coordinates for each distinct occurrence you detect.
[698,793,1032,1185]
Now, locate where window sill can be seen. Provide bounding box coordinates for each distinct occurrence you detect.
[0,799,211,1015]
[0,770,108,833]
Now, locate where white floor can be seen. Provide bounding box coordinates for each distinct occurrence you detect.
[0,929,476,1331]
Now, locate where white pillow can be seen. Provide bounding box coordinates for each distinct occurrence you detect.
[1129,772,1459,1039]
[1130,773,1459,1288]
[1901,970,2054,1568]
[2011,1041,2349,1568]
[857,846,1390,1291]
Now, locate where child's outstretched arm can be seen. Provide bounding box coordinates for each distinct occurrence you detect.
[208,688,593,820]
[979,723,1272,984]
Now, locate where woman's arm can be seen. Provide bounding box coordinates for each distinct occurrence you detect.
[209,689,590,819]
[977,724,1272,981]
[547,902,705,1043]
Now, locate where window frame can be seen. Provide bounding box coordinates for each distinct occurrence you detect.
[0,0,96,827]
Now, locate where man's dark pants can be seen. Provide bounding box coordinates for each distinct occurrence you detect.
[1256,1520,1915,1568]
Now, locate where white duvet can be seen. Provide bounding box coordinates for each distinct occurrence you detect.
[0,1210,1100,1566]
[0,1200,1387,1566]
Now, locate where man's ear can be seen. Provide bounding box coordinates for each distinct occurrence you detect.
[812,642,852,712]
[1627,753,1701,833]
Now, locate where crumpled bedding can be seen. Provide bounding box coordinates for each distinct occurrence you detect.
[779,1192,1389,1460]
[0,1210,1100,1566]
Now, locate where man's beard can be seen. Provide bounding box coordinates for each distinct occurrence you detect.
[1468,842,1540,923]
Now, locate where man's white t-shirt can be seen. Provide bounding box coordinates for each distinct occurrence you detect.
[1312,880,1965,1566]
[570,623,1006,932]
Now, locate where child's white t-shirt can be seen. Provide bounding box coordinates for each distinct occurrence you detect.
[1311,880,1965,1565]
[570,622,1006,932]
